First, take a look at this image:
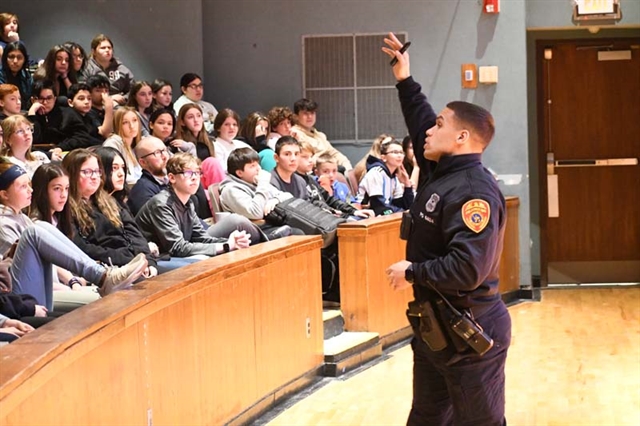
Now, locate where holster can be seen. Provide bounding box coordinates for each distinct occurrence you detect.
[406,301,448,351]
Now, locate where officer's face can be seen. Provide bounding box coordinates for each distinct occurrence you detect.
[424,108,461,162]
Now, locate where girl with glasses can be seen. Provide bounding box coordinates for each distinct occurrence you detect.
[62,149,157,279]
[172,73,218,134]
[357,139,414,216]
[0,115,49,177]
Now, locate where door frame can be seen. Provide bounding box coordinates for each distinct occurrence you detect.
[533,32,640,288]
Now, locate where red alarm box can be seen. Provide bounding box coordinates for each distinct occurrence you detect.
[483,0,500,14]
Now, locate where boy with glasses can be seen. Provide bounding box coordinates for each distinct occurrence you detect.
[135,153,251,258]
[358,139,414,216]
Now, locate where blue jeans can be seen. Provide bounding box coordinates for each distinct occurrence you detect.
[407,301,511,426]
[10,222,106,310]
[156,257,201,274]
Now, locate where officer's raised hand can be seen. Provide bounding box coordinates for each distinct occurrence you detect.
[382,32,410,82]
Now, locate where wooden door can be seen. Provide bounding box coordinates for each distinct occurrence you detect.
[538,39,640,284]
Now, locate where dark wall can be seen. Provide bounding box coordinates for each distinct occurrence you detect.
[3,0,204,91]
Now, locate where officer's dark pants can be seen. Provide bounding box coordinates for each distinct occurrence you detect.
[407,301,511,426]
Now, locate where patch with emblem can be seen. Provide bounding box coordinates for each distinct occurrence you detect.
[461,199,490,233]
[426,193,440,213]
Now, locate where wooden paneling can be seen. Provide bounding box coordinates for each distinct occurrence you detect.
[338,213,412,338]
[0,236,324,426]
[339,201,521,339]
[499,197,521,294]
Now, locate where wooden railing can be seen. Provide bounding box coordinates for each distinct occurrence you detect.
[338,197,521,346]
[0,236,324,426]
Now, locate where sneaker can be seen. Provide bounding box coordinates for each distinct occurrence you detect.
[99,253,148,296]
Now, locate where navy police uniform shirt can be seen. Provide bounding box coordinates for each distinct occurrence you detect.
[397,76,506,311]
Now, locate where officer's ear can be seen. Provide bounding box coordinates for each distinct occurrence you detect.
[456,129,470,145]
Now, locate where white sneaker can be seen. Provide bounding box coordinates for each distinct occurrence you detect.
[100,253,148,296]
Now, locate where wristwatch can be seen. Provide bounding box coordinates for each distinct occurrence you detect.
[222,243,231,253]
[405,264,414,284]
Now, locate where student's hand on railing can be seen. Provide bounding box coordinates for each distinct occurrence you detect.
[353,209,375,219]
[2,319,34,336]
[143,266,158,278]
[229,230,251,250]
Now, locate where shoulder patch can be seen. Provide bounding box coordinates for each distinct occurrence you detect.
[461,199,491,233]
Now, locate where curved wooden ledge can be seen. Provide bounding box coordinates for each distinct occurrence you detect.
[0,236,324,426]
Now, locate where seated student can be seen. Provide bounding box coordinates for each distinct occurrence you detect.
[62,149,158,277]
[33,45,77,100]
[151,79,173,112]
[219,147,302,240]
[65,83,105,146]
[0,13,21,59]
[0,83,22,122]
[128,136,259,239]
[82,34,133,106]
[266,106,299,150]
[358,138,414,216]
[175,103,216,162]
[291,98,352,171]
[28,79,96,156]
[85,74,113,141]
[135,153,251,258]
[0,159,148,308]
[126,81,153,137]
[172,73,217,134]
[29,164,102,309]
[103,107,143,184]
[212,108,251,172]
[315,153,356,203]
[1,115,49,177]
[150,108,196,157]
[0,41,33,109]
[93,146,129,208]
[296,139,373,220]
[269,136,308,200]
[353,134,392,184]
[237,112,276,171]
[64,41,88,79]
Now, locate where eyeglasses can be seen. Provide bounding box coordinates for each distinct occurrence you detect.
[140,148,168,159]
[177,170,201,179]
[14,127,34,136]
[187,83,204,90]
[37,95,55,103]
[7,54,24,61]
[79,169,103,178]
[385,150,405,156]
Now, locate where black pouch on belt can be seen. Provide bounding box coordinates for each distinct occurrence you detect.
[406,301,448,351]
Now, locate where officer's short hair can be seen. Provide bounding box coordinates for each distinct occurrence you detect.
[446,101,495,147]
[227,147,260,177]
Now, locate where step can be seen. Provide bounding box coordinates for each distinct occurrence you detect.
[322,308,345,340]
[323,331,381,377]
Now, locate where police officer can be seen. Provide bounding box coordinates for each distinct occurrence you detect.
[383,33,512,425]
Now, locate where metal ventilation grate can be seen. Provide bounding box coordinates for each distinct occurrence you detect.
[302,32,408,143]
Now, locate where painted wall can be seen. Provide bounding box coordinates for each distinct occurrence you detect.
[202,0,532,286]
[2,0,204,92]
